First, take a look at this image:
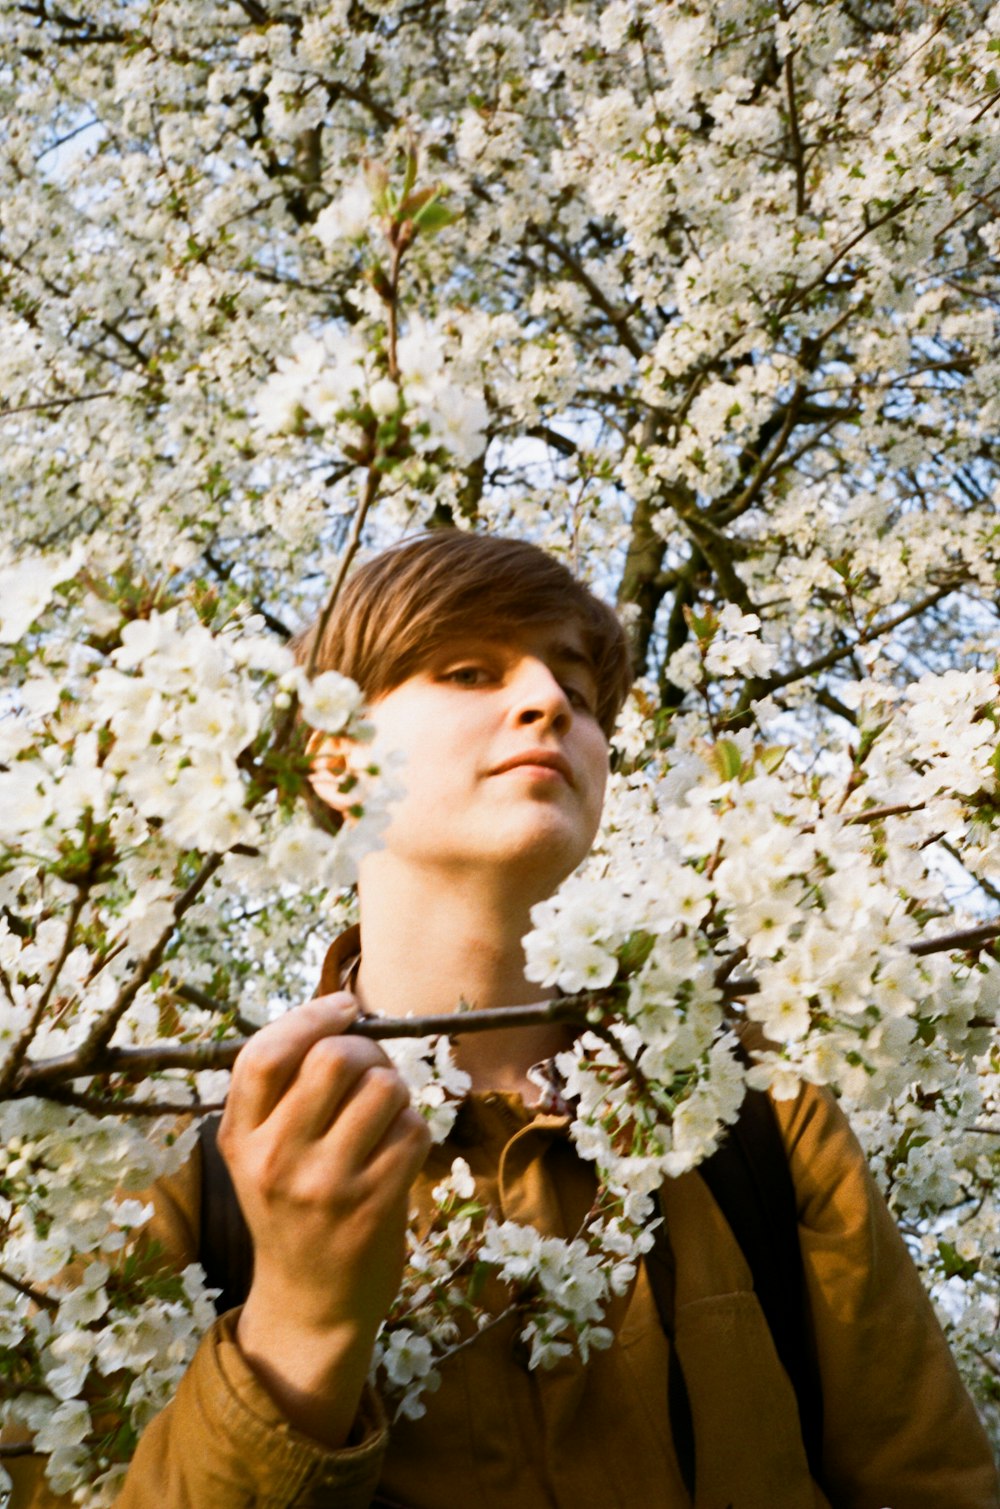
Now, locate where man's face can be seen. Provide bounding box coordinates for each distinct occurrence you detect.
[360,621,610,898]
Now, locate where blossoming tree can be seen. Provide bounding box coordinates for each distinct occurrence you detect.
[1,0,999,1498]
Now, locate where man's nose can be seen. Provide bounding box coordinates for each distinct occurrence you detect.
[511,660,571,730]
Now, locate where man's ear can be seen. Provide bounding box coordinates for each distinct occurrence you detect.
[305,729,357,815]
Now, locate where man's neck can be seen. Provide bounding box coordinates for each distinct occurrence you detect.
[352,857,570,1096]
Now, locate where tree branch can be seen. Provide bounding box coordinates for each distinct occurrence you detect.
[939,837,1000,907]
[68,853,225,1071]
[9,920,998,1102]
[0,886,88,1096]
[0,1268,58,1313]
[908,921,1000,958]
[0,389,117,417]
[775,190,920,322]
[755,584,960,696]
[34,1085,227,1117]
[527,224,645,358]
[174,981,259,1037]
[784,52,807,216]
[303,465,381,679]
[13,993,595,1094]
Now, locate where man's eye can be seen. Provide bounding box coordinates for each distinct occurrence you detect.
[444,665,490,686]
[566,685,595,714]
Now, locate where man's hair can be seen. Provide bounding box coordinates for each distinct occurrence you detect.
[292,530,633,736]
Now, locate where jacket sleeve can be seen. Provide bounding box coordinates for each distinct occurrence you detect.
[114,1310,388,1509]
[774,1082,999,1509]
[8,1146,389,1509]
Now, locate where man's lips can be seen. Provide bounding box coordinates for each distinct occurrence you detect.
[488,750,575,787]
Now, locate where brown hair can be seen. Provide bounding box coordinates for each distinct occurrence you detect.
[293,531,633,736]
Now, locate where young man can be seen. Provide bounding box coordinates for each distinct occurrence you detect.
[11,532,998,1507]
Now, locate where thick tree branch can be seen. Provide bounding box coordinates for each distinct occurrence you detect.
[784,52,807,216]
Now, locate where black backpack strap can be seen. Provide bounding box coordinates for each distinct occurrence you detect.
[696,1085,824,1480]
[644,1084,824,1497]
[646,1209,697,1500]
[198,1114,254,1316]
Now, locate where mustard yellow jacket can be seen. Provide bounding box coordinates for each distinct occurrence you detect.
[7,1073,998,1508]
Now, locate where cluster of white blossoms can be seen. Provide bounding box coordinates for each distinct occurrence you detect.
[256,312,489,469]
[0,555,388,1501]
[379,1034,473,1143]
[666,604,780,693]
[0,1097,209,1504]
[372,1154,655,1421]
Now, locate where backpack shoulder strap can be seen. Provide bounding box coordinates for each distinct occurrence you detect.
[198,1114,254,1316]
[650,1079,824,1489]
[697,1085,824,1476]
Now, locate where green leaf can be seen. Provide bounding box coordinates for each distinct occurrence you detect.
[937,1239,978,1282]
[397,185,439,221]
[364,158,391,214]
[617,929,656,978]
[413,197,457,233]
[757,745,788,774]
[401,145,418,201]
[711,738,743,782]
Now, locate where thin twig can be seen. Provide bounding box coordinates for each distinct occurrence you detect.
[0,1269,58,1313]
[758,585,959,695]
[527,224,645,358]
[714,944,749,989]
[7,922,998,1101]
[385,238,403,382]
[30,1085,227,1117]
[939,837,1000,907]
[908,921,1000,957]
[842,802,927,824]
[587,1020,652,1098]
[304,466,381,679]
[174,981,259,1037]
[0,389,117,417]
[0,887,88,1096]
[974,1347,1000,1381]
[69,853,225,1069]
[784,52,807,216]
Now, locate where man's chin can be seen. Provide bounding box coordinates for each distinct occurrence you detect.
[488,815,592,886]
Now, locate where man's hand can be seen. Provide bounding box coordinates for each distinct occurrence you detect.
[217,993,431,1447]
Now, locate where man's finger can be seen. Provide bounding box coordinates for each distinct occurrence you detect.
[264,1033,393,1145]
[323,1063,415,1169]
[223,993,358,1131]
